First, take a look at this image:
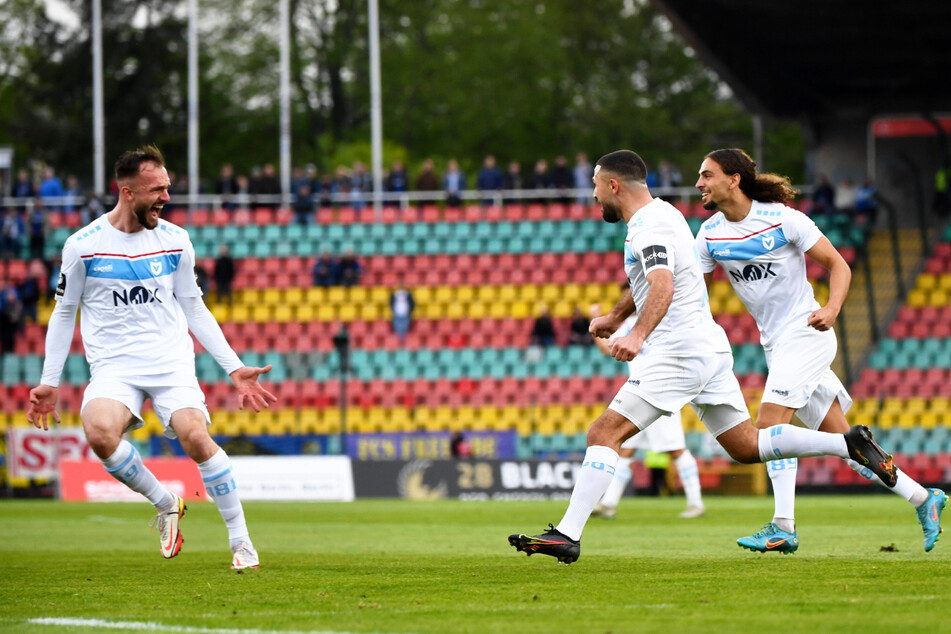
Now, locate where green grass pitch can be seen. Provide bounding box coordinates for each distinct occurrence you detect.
[0,495,947,633]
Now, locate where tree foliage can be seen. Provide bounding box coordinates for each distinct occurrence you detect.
[0,0,804,189]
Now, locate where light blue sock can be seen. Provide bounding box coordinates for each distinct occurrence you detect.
[198,448,251,548]
[101,439,174,512]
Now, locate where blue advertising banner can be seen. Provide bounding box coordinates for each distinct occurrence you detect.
[149,434,334,457]
[346,431,517,460]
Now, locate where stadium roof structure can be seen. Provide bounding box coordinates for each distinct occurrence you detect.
[652,0,951,121]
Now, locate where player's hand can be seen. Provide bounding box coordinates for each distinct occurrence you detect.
[230,365,278,412]
[27,385,61,431]
[807,306,837,331]
[589,315,621,339]
[609,332,644,362]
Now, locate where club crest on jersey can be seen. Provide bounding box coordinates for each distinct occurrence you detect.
[150,259,163,276]
[762,236,775,250]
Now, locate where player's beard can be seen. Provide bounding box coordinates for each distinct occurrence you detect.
[600,201,622,223]
[134,200,159,230]
[701,197,718,211]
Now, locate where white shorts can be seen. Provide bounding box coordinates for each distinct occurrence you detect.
[608,350,749,438]
[81,372,211,439]
[620,410,686,452]
[763,326,853,429]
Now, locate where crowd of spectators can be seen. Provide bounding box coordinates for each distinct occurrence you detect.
[0,155,882,356]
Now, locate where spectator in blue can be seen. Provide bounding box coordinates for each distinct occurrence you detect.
[37,167,64,210]
[550,155,573,204]
[503,160,524,205]
[27,206,49,260]
[389,281,415,343]
[528,159,551,204]
[294,183,315,225]
[215,163,239,211]
[0,281,23,354]
[350,162,370,211]
[476,155,504,206]
[854,177,878,225]
[63,175,81,212]
[530,304,556,347]
[385,160,409,207]
[811,174,836,217]
[312,250,341,287]
[338,248,363,287]
[13,169,34,200]
[17,274,40,323]
[573,153,593,204]
[444,159,466,208]
[1,207,25,259]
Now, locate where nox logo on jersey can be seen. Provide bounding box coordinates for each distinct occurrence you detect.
[57,215,203,378]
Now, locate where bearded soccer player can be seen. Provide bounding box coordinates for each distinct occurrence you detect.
[508,149,900,564]
[27,145,277,570]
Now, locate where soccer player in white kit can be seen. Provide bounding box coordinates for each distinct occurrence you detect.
[27,146,277,570]
[590,307,705,519]
[508,149,900,564]
[695,148,947,553]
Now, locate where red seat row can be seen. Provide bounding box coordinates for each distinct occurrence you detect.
[851,367,951,399]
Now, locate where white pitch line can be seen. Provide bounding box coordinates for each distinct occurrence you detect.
[26,617,403,634]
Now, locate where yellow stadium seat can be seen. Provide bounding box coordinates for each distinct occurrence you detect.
[210,304,229,322]
[252,305,272,321]
[349,287,368,303]
[563,284,582,303]
[498,285,517,302]
[916,274,937,291]
[937,274,951,292]
[540,284,560,304]
[724,295,745,314]
[435,286,454,303]
[477,286,497,302]
[359,303,382,321]
[510,301,531,319]
[929,289,948,306]
[317,304,336,320]
[455,286,475,302]
[519,285,540,303]
[262,288,281,306]
[468,302,487,319]
[906,289,927,307]
[284,288,304,305]
[338,304,358,321]
[296,304,315,321]
[305,287,326,304]
[488,300,509,319]
[327,287,346,305]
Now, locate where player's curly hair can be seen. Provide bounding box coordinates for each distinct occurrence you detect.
[114,145,165,182]
[705,148,798,204]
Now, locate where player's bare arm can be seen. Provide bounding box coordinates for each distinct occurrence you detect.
[590,287,635,338]
[703,271,714,290]
[230,366,278,412]
[609,268,673,361]
[804,236,851,331]
[27,384,61,431]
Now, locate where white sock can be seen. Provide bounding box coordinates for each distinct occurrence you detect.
[843,459,929,507]
[674,450,703,509]
[599,456,633,508]
[556,445,619,541]
[101,439,174,512]
[198,448,251,548]
[767,458,798,528]
[757,425,848,462]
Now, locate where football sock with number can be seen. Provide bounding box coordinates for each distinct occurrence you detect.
[556,445,619,541]
[599,455,633,509]
[674,450,703,510]
[757,425,848,462]
[101,439,174,512]
[766,458,798,532]
[198,448,251,548]
[844,459,929,507]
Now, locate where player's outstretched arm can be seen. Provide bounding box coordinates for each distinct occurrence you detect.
[805,236,852,331]
[27,385,61,431]
[230,366,278,412]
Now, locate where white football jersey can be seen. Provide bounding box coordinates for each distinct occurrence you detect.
[622,198,730,356]
[695,201,823,348]
[56,215,203,378]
